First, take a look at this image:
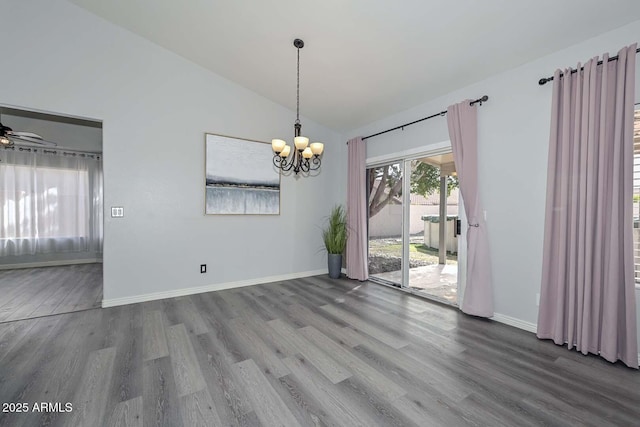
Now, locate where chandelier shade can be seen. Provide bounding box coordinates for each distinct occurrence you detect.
[272,38,324,175]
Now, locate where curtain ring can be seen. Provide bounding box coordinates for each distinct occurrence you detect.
[468,223,479,227]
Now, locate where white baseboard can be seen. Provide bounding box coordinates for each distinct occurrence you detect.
[0,258,102,270]
[102,269,327,308]
[491,312,537,334]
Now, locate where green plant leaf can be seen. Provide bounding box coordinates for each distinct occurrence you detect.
[322,205,347,254]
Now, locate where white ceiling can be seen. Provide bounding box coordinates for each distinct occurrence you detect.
[69,0,640,131]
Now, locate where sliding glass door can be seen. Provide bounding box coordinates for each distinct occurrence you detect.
[367,151,462,305]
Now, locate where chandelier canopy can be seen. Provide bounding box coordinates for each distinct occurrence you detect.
[272,38,324,175]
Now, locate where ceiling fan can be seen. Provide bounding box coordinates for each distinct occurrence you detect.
[0,119,57,147]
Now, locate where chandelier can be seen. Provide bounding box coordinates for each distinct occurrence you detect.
[272,38,324,175]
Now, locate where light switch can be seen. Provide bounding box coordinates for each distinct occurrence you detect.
[111,206,124,218]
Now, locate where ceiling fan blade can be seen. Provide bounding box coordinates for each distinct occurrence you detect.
[10,135,58,147]
[10,131,44,140]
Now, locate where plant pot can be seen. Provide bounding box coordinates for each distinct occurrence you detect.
[327,254,342,279]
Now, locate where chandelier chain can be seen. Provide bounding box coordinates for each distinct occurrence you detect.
[296,46,300,124]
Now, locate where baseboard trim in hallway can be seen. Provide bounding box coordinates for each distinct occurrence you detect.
[0,258,102,270]
[0,306,100,325]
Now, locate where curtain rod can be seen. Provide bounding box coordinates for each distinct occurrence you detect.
[1,144,102,157]
[538,46,640,86]
[360,95,489,141]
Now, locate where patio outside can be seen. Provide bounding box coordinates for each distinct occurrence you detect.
[369,234,458,303]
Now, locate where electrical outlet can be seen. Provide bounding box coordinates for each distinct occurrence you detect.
[200,264,207,274]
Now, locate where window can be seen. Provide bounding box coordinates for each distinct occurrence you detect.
[0,149,102,256]
[1,165,89,240]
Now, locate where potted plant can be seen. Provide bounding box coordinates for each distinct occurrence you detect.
[322,205,347,279]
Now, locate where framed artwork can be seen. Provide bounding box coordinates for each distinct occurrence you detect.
[205,133,280,215]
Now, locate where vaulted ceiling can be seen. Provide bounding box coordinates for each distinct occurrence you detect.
[69,0,640,131]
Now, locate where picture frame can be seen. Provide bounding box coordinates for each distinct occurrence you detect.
[205,133,281,215]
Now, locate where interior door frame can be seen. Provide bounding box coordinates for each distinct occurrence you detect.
[366,141,466,304]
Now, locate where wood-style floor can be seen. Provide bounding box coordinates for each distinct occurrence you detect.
[0,275,638,426]
[0,264,102,323]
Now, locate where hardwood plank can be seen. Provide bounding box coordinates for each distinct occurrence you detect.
[104,305,143,408]
[236,291,277,322]
[191,294,247,364]
[333,375,418,426]
[298,326,406,401]
[393,393,471,426]
[238,310,299,357]
[180,388,223,427]
[231,358,298,427]
[0,318,39,363]
[165,323,207,397]
[227,317,290,378]
[0,268,61,321]
[142,310,169,361]
[350,340,470,403]
[51,266,101,315]
[320,303,409,349]
[271,373,334,427]
[219,290,254,318]
[287,303,363,347]
[267,318,352,384]
[67,347,117,427]
[282,354,380,427]
[142,357,181,427]
[299,275,335,289]
[191,332,256,425]
[5,268,70,320]
[105,396,143,427]
[163,297,208,335]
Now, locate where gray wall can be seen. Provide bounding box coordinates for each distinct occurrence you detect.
[348,20,640,344]
[0,0,343,301]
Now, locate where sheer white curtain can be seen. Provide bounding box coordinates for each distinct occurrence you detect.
[0,147,103,256]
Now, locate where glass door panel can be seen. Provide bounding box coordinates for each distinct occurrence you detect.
[406,156,459,305]
[367,162,403,286]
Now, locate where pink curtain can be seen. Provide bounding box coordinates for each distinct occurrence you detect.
[346,137,368,281]
[447,101,494,317]
[538,44,638,369]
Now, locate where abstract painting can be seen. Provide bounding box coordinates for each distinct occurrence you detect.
[205,133,280,215]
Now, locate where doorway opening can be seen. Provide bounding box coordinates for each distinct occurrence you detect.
[367,149,463,305]
[0,105,103,323]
